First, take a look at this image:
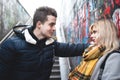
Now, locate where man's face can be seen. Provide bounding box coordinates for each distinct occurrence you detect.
[36,15,56,39]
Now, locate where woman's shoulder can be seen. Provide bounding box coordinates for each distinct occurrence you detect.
[107,50,120,58]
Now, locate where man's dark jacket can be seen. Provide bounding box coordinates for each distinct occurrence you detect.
[0,26,88,80]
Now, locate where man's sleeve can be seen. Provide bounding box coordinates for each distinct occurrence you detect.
[54,42,89,57]
[0,40,15,78]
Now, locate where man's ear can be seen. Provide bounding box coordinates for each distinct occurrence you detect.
[36,21,42,29]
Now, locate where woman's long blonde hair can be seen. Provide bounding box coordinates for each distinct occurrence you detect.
[89,19,120,54]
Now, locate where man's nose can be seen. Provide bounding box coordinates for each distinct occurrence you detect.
[53,26,56,30]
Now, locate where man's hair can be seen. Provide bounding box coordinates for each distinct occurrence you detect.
[32,6,57,29]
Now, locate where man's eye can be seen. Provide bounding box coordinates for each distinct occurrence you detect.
[50,24,54,26]
[50,23,55,26]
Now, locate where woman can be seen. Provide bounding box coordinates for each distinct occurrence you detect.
[69,19,120,80]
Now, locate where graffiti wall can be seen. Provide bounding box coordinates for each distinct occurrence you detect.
[63,0,120,70]
[0,0,30,40]
[66,0,120,44]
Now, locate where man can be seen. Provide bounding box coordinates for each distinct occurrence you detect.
[0,6,88,80]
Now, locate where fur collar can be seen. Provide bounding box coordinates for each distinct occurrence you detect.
[23,29,55,45]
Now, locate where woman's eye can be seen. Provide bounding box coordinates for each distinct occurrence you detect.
[92,31,97,34]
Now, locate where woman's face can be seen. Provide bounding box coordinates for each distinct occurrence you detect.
[90,27,100,45]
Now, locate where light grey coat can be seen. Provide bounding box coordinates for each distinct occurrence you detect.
[90,52,120,80]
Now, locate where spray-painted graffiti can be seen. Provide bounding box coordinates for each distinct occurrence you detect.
[113,9,120,38]
[64,0,120,69]
[66,0,120,43]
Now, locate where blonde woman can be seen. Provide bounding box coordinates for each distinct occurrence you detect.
[69,19,120,80]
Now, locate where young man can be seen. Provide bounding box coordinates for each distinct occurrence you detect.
[0,6,88,80]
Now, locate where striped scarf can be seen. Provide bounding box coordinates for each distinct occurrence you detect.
[69,45,105,80]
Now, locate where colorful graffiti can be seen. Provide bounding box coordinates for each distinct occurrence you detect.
[64,0,120,69]
[65,0,120,44]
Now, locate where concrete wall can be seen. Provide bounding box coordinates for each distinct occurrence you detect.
[0,0,31,40]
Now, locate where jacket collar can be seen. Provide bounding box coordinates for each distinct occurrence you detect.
[24,29,37,44]
[23,29,55,45]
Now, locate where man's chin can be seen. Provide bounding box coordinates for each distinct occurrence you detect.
[46,36,52,39]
